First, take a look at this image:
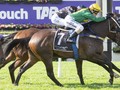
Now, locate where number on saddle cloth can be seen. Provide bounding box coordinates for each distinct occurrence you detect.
[53,29,73,52]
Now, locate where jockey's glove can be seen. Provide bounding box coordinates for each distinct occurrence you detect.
[106,13,114,19]
[106,14,111,19]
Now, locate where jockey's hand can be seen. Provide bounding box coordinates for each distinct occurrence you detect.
[106,13,114,19]
[106,14,111,19]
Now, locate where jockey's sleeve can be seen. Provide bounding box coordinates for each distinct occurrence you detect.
[84,13,106,22]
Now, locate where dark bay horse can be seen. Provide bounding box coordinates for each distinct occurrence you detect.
[0,28,39,84]
[1,28,120,86]
[5,14,120,86]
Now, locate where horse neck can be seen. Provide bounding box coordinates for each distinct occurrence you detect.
[90,20,109,38]
[107,32,116,42]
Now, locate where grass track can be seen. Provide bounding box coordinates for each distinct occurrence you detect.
[0,61,120,90]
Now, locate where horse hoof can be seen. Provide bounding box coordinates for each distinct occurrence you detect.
[81,83,85,85]
[109,79,113,85]
[81,81,85,85]
[14,83,18,86]
[58,84,63,87]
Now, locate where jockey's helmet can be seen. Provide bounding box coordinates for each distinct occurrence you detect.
[89,3,101,14]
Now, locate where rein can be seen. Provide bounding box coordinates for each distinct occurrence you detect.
[111,17,120,28]
[79,34,104,41]
[108,17,120,33]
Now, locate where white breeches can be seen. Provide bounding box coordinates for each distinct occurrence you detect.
[64,15,84,34]
[51,13,65,26]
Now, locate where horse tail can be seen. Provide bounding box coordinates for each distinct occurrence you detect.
[5,37,30,57]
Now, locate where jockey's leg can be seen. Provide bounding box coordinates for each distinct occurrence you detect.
[67,31,78,43]
[67,25,84,43]
[64,15,84,43]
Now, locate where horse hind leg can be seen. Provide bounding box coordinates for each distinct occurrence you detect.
[75,60,85,85]
[42,57,63,87]
[8,61,16,84]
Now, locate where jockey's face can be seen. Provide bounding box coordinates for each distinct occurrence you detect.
[91,10,99,16]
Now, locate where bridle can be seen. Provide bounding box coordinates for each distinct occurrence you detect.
[108,16,120,45]
[108,16,120,33]
[111,17,120,28]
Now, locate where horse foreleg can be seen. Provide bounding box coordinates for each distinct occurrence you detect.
[97,62,120,78]
[75,60,85,85]
[92,53,114,85]
[43,60,63,87]
[88,60,120,78]
[14,59,37,86]
[112,63,120,78]
[8,58,25,84]
[8,61,16,84]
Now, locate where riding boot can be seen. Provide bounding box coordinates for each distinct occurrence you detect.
[67,31,78,43]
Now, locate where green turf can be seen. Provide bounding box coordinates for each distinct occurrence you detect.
[0,61,120,90]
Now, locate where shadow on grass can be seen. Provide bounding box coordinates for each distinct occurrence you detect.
[23,82,120,89]
[64,83,120,89]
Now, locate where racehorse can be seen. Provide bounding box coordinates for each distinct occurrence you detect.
[1,27,120,86]
[0,28,39,84]
[4,13,120,86]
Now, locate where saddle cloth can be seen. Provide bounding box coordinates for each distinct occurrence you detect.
[53,29,78,52]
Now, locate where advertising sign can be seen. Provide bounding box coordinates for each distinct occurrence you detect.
[0,0,120,24]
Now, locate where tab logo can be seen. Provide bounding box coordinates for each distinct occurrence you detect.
[33,6,58,19]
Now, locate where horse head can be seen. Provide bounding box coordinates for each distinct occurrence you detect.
[107,13,120,45]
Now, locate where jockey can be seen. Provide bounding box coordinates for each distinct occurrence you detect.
[65,3,106,43]
[51,6,81,27]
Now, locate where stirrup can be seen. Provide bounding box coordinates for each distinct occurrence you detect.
[66,38,75,43]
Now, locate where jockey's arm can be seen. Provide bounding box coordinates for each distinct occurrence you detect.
[84,13,106,22]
